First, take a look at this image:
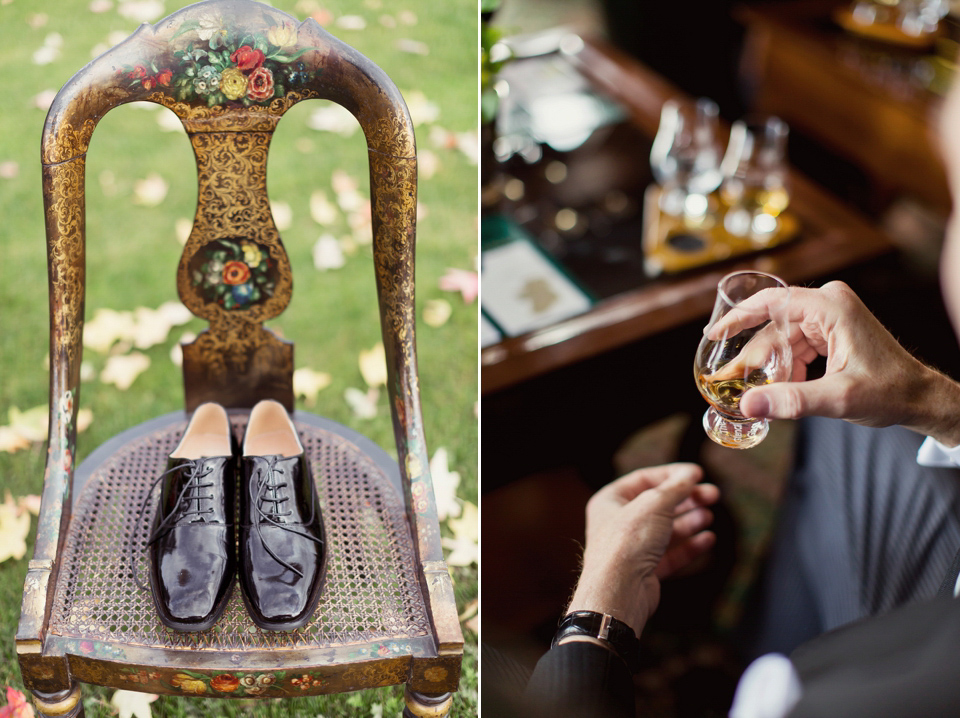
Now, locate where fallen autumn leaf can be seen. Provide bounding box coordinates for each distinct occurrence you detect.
[442,502,478,567]
[110,689,158,718]
[0,493,32,564]
[423,299,452,328]
[132,173,169,207]
[312,234,346,271]
[439,268,479,304]
[100,352,150,390]
[344,387,379,420]
[293,367,333,406]
[309,190,340,225]
[430,447,462,521]
[358,343,387,388]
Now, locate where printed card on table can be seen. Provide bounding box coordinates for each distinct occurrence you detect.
[481,239,593,338]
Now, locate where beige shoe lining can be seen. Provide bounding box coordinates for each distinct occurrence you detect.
[170,403,232,458]
[243,399,303,458]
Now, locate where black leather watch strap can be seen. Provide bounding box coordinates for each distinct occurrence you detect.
[551,610,641,673]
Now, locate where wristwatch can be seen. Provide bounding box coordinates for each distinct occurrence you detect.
[552,610,641,673]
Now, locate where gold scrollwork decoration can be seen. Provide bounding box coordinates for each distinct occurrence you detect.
[187,318,288,375]
[366,111,416,160]
[369,152,417,349]
[146,90,318,133]
[178,131,293,326]
[175,129,295,398]
[44,158,87,365]
[42,119,97,165]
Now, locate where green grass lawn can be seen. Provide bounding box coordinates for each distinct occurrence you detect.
[0,0,478,715]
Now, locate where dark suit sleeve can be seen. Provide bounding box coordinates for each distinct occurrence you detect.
[788,596,960,717]
[522,641,635,718]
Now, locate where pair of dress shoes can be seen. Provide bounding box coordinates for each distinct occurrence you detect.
[144,400,326,632]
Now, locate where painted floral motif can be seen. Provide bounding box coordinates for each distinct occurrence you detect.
[405,452,422,480]
[345,641,413,660]
[404,434,431,513]
[65,638,127,661]
[411,480,429,514]
[166,670,278,696]
[238,674,276,695]
[171,673,208,695]
[126,669,162,685]
[190,239,275,310]
[115,656,410,697]
[290,674,324,691]
[210,674,240,693]
[49,388,76,477]
[118,13,311,107]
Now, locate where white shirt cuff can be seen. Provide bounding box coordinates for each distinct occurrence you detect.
[917,436,960,468]
[729,653,802,718]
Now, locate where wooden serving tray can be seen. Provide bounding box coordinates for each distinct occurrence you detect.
[834,6,941,49]
[641,184,800,275]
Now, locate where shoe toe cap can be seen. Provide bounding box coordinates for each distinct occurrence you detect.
[243,525,323,625]
[155,527,232,623]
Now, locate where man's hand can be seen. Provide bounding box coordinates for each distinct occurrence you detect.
[709,281,960,447]
[566,463,719,638]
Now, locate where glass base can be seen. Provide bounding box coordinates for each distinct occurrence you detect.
[702,408,768,449]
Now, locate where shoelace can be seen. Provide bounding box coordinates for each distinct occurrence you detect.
[131,459,218,591]
[251,455,322,578]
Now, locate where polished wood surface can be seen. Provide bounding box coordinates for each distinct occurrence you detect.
[737,0,949,211]
[481,39,894,395]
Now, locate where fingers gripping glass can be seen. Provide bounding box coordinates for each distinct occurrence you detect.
[695,271,791,449]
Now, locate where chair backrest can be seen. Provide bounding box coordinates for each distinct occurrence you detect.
[33,0,461,656]
[43,0,416,412]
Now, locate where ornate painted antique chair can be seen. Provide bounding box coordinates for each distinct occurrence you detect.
[15,2,463,716]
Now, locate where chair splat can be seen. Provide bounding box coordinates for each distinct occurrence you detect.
[178,129,295,410]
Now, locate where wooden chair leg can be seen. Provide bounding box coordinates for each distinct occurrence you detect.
[402,687,453,718]
[32,684,84,718]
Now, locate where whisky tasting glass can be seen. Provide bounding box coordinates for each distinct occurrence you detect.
[694,271,792,449]
[719,116,789,244]
[650,98,723,218]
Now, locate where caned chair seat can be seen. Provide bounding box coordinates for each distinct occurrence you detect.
[23,411,461,715]
[42,413,452,696]
[16,1,462,716]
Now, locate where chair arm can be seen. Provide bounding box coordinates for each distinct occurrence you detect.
[17,158,88,646]
[21,18,167,644]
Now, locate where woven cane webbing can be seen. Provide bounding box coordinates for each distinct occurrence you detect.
[49,417,430,651]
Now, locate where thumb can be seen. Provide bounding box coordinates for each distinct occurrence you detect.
[741,376,849,420]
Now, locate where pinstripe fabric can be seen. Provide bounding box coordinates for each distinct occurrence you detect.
[481,643,533,709]
[741,417,960,660]
[522,641,634,718]
[481,642,633,718]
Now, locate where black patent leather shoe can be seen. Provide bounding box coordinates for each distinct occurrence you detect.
[239,399,325,631]
[143,403,236,632]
